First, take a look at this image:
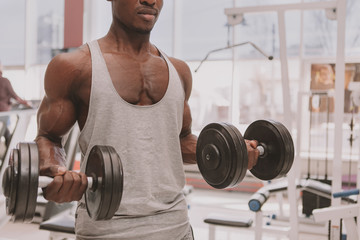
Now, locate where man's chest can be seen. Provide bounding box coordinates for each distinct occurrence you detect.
[105,54,169,105]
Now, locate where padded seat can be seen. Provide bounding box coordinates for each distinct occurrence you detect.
[204,213,252,228]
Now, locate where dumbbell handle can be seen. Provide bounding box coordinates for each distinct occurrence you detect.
[257,145,265,156]
[38,176,98,190]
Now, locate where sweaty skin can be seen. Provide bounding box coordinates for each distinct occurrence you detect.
[35,0,258,203]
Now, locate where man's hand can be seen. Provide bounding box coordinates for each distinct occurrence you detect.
[40,165,87,203]
[245,140,260,169]
[24,101,33,109]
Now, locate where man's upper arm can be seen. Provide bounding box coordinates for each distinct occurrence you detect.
[170,58,198,164]
[169,57,193,135]
[36,54,79,144]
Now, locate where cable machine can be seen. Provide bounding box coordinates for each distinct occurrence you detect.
[223,1,347,239]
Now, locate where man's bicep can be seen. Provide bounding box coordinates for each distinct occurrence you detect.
[180,101,192,137]
[37,96,77,144]
[36,55,78,143]
[180,101,197,164]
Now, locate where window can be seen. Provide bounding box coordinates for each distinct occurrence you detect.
[0,0,26,66]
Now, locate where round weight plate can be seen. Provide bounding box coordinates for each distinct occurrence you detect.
[196,123,245,189]
[272,121,294,176]
[85,145,114,220]
[13,143,31,222]
[223,123,248,186]
[267,121,294,177]
[24,142,39,222]
[104,146,123,220]
[244,120,294,180]
[5,149,19,217]
[2,167,11,198]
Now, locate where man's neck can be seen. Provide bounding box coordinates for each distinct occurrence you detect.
[105,23,153,56]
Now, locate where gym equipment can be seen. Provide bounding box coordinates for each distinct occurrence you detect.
[196,119,294,189]
[314,188,360,240]
[248,189,270,212]
[302,93,332,217]
[2,142,123,222]
[194,41,273,72]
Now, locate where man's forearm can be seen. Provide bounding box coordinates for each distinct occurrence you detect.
[180,133,197,164]
[35,135,67,169]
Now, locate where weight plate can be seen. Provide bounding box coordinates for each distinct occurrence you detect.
[13,143,31,222]
[24,142,39,222]
[266,121,294,177]
[244,120,294,180]
[5,149,19,217]
[96,146,114,221]
[196,123,245,189]
[223,123,248,186]
[273,121,294,176]
[104,146,123,220]
[85,145,114,220]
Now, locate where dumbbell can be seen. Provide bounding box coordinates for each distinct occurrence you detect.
[196,119,294,189]
[2,142,123,222]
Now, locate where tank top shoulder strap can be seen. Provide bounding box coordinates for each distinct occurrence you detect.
[87,40,113,86]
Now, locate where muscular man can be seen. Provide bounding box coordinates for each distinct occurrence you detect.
[35,0,259,239]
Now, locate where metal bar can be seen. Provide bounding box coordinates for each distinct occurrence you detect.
[332,0,346,208]
[194,42,273,73]
[255,211,263,240]
[313,205,359,222]
[208,224,215,240]
[296,92,303,180]
[38,176,93,189]
[278,10,299,240]
[172,0,183,58]
[0,109,37,117]
[225,1,337,15]
[230,0,239,126]
[343,218,358,240]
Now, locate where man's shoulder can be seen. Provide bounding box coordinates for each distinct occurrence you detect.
[166,56,193,99]
[45,44,91,85]
[168,57,192,81]
[50,44,90,69]
[167,57,190,76]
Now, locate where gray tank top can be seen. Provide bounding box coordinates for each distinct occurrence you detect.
[75,40,190,240]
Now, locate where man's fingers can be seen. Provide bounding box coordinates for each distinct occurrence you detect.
[43,175,63,200]
[248,140,258,149]
[42,171,87,203]
[245,140,259,169]
[79,173,88,199]
[69,172,87,201]
[57,172,75,201]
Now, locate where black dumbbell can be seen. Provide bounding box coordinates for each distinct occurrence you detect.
[196,119,294,189]
[2,142,123,222]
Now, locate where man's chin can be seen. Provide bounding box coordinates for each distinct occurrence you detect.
[135,27,154,35]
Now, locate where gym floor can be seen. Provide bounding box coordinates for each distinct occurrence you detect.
[0,186,328,240]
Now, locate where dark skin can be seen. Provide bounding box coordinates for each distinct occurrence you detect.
[35,0,259,203]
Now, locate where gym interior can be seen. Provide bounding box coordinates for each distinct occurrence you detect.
[0,0,360,239]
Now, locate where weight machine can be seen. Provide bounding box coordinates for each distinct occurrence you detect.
[312,86,360,240]
[203,0,347,239]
